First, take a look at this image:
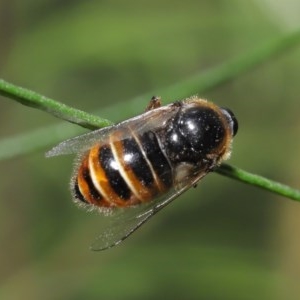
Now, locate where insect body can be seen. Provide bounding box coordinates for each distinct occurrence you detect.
[46,96,238,250]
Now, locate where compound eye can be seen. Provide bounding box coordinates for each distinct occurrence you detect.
[221,108,238,136]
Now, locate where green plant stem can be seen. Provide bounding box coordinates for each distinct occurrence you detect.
[1,31,300,132]
[1,31,300,161]
[157,30,300,99]
[216,164,300,201]
[106,30,300,118]
[1,32,300,202]
[0,79,113,130]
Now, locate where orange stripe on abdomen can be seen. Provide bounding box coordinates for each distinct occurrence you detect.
[110,131,159,202]
[76,154,110,207]
[89,144,140,207]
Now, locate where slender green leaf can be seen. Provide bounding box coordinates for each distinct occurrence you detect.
[1,31,300,161]
[1,31,300,202]
[0,79,113,130]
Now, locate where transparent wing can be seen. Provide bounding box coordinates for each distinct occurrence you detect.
[45,104,176,157]
[45,125,115,157]
[90,172,207,251]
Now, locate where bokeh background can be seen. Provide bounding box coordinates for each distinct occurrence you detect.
[1,1,300,299]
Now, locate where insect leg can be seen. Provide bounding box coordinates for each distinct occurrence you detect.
[145,96,162,111]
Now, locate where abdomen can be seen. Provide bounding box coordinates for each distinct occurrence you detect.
[72,128,173,208]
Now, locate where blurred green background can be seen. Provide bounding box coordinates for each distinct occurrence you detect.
[1,1,300,299]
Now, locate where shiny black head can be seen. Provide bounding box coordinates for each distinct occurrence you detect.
[165,104,237,164]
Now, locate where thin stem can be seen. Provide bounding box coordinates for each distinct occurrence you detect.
[0,33,300,202]
[158,30,300,99]
[1,31,300,132]
[0,79,113,130]
[1,31,300,161]
[216,164,300,201]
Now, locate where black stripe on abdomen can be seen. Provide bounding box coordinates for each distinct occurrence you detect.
[82,165,104,202]
[121,137,154,187]
[140,131,173,188]
[98,145,131,200]
[74,179,88,203]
